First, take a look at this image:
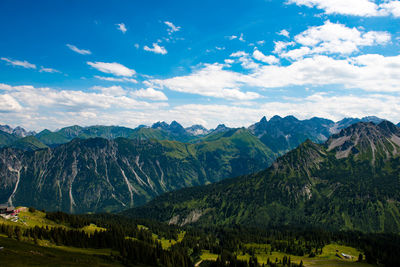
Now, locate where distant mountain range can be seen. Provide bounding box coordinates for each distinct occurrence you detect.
[0,128,274,213]
[127,121,400,233]
[0,115,391,152]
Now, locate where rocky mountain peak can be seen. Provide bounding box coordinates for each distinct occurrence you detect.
[326,121,400,162]
[185,125,210,136]
[0,125,36,137]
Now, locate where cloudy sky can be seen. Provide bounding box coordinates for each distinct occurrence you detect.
[1,0,400,131]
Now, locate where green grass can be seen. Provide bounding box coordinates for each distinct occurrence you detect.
[200,250,218,261]
[152,231,186,250]
[200,243,375,267]
[81,223,107,234]
[16,208,65,228]
[0,236,125,267]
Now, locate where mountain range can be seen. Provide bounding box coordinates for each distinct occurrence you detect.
[0,128,273,213]
[0,115,390,151]
[127,121,400,233]
[1,115,399,221]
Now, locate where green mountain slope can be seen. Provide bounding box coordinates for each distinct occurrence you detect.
[0,128,273,213]
[126,121,400,233]
[8,136,48,151]
[0,130,19,147]
[36,129,70,146]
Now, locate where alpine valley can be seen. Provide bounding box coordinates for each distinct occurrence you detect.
[1,116,400,267]
[0,115,388,213]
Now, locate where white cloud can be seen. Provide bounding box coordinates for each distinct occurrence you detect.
[239,33,245,42]
[253,50,279,64]
[143,43,168,55]
[224,59,235,64]
[1,82,400,131]
[94,76,138,83]
[66,44,92,55]
[230,51,248,58]
[1,57,36,69]
[278,29,290,38]
[92,85,126,96]
[230,51,260,69]
[279,21,391,59]
[280,47,312,59]
[164,21,181,34]
[153,92,400,128]
[257,40,266,45]
[249,54,400,92]
[131,88,168,101]
[0,83,169,130]
[227,35,237,40]
[380,1,400,17]
[87,61,136,77]
[273,41,296,54]
[134,43,140,49]
[0,94,22,112]
[150,53,400,95]
[116,23,127,33]
[39,67,60,73]
[287,0,400,17]
[150,63,261,100]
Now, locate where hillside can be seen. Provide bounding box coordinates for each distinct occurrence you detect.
[127,121,400,233]
[1,207,395,266]
[0,131,18,147]
[8,136,48,151]
[0,128,273,213]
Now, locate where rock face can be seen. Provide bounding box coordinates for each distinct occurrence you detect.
[247,115,385,156]
[0,130,274,213]
[248,116,335,155]
[0,125,36,137]
[185,125,210,136]
[127,121,400,233]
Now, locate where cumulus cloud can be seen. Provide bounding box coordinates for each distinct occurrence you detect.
[0,94,22,112]
[278,21,391,59]
[253,50,279,64]
[151,92,400,128]
[143,43,168,55]
[1,57,36,69]
[278,29,290,37]
[273,41,296,54]
[2,81,400,131]
[0,83,170,129]
[131,88,168,101]
[150,63,261,100]
[287,0,400,17]
[149,52,400,95]
[94,76,138,83]
[164,21,181,34]
[91,85,127,96]
[116,23,127,33]
[66,44,92,55]
[230,51,260,69]
[87,61,136,77]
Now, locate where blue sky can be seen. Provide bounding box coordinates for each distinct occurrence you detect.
[0,0,400,131]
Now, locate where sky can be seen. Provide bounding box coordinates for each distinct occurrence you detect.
[0,0,400,131]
